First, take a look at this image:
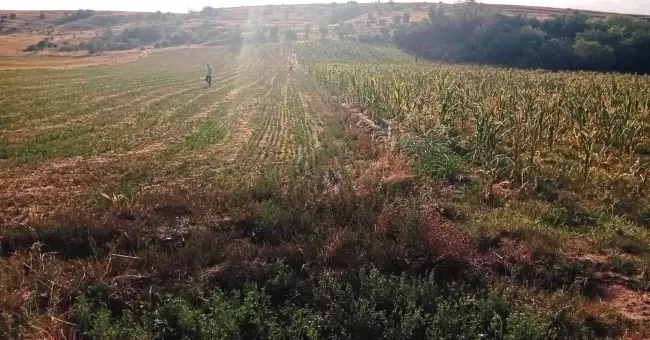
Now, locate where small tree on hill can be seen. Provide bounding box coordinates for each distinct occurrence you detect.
[227,28,243,53]
[380,25,390,40]
[403,12,410,23]
[40,12,46,19]
[304,24,311,39]
[269,25,279,41]
[368,12,375,22]
[319,22,328,38]
[393,14,401,24]
[285,28,298,42]
[9,13,17,20]
[252,25,268,43]
[336,22,354,40]
[201,6,216,17]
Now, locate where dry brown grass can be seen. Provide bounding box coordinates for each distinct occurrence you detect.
[0,34,43,56]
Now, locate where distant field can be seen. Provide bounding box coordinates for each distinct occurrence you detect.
[2,40,650,338]
[0,50,146,70]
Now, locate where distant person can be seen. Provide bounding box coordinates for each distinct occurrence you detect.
[205,64,213,87]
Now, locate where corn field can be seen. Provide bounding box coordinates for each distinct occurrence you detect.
[310,62,650,194]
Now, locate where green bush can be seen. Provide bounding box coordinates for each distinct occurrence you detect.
[57,9,94,25]
[399,136,464,182]
[74,268,597,339]
[284,28,298,42]
[269,25,279,41]
[329,2,362,24]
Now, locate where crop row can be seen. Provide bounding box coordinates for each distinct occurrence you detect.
[309,62,650,194]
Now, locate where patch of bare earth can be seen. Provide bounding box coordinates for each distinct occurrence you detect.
[225,117,254,164]
[604,285,650,322]
[1,156,112,226]
[354,153,413,196]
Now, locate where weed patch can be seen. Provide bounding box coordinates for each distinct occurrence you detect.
[184,120,225,149]
[72,268,599,340]
[2,125,103,163]
[398,136,464,182]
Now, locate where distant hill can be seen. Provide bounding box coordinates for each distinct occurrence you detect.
[1,2,648,57]
[1,3,648,35]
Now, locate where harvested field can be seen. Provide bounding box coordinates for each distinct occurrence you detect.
[1,40,650,339]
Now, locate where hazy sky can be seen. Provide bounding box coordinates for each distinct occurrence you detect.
[2,0,649,15]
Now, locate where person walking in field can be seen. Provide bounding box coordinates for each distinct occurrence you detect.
[205,63,213,87]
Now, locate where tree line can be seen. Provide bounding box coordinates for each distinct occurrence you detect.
[81,24,243,53]
[393,1,650,73]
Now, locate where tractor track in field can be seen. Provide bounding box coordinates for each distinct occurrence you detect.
[189,68,272,123]
[218,73,279,165]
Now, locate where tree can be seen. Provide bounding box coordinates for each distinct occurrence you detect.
[540,12,588,39]
[538,38,576,70]
[380,26,391,40]
[86,40,104,54]
[304,24,312,39]
[201,6,216,17]
[573,38,616,70]
[336,22,355,40]
[40,12,46,19]
[37,40,46,50]
[285,28,298,42]
[329,1,362,24]
[403,12,410,23]
[319,22,329,39]
[9,13,17,20]
[252,25,268,43]
[228,28,243,52]
[368,12,375,22]
[151,10,163,21]
[393,14,401,25]
[269,25,279,41]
